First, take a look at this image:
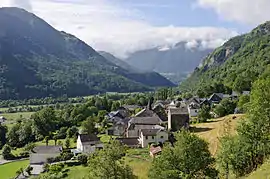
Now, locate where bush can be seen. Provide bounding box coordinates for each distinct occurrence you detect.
[26,166,33,175]
[2,144,14,160]
[19,151,29,158]
[77,154,88,165]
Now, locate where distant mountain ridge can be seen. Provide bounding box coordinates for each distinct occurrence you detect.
[180,21,270,93]
[0,7,174,99]
[124,42,213,83]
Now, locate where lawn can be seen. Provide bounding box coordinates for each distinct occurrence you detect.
[66,165,89,179]
[35,139,77,148]
[0,160,29,179]
[191,114,244,156]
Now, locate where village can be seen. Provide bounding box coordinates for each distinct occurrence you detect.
[0,90,247,178]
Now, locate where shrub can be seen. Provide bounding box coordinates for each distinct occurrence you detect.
[77,154,88,165]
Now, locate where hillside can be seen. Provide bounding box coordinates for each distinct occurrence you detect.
[125,42,213,84]
[180,21,270,93]
[0,7,174,100]
[191,114,243,155]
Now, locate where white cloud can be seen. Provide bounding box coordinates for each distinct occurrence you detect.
[0,0,238,58]
[0,0,32,11]
[196,0,270,25]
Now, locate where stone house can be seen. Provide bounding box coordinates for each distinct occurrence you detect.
[168,105,189,131]
[76,134,103,153]
[138,129,168,148]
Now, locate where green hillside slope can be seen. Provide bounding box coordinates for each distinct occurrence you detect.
[180,21,270,94]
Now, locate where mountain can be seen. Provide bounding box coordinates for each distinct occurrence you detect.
[180,21,270,94]
[99,51,176,87]
[125,42,213,84]
[99,51,141,73]
[0,7,174,100]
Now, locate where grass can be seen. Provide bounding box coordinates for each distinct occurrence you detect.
[0,160,29,179]
[126,148,152,179]
[126,156,151,179]
[1,112,34,121]
[35,139,77,148]
[191,114,244,156]
[245,159,270,179]
[66,165,89,179]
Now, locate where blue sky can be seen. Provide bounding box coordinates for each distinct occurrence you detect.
[114,0,251,32]
[1,0,269,57]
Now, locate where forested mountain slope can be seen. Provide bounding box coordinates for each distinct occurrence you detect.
[180,21,270,93]
[0,7,174,99]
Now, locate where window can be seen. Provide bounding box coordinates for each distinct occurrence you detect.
[152,136,155,139]
[160,136,164,139]
[145,136,148,140]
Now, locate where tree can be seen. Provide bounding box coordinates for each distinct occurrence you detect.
[66,126,78,139]
[7,123,20,147]
[88,140,136,179]
[237,95,250,113]
[0,124,7,149]
[32,107,57,137]
[2,144,13,160]
[149,130,218,179]
[217,77,270,177]
[77,154,88,165]
[111,101,121,111]
[44,136,50,146]
[64,138,70,149]
[214,98,236,117]
[81,117,96,135]
[198,105,211,122]
[53,135,58,146]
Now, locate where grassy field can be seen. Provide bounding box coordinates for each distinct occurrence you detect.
[1,112,34,121]
[126,156,151,179]
[191,114,244,156]
[126,148,152,179]
[0,160,29,179]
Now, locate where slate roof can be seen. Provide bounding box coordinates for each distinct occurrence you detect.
[129,116,162,125]
[168,106,189,115]
[32,146,62,154]
[135,108,157,117]
[140,129,161,136]
[188,102,200,109]
[79,134,100,143]
[122,105,141,110]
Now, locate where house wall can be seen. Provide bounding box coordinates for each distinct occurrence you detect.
[127,124,157,137]
[168,110,172,130]
[77,136,83,152]
[140,131,168,148]
[188,108,199,117]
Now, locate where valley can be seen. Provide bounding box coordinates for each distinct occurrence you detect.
[0,3,270,179]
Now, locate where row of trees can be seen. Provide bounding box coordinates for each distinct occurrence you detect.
[217,76,270,177]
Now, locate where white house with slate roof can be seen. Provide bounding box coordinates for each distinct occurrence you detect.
[77,134,103,153]
[138,129,168,148]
